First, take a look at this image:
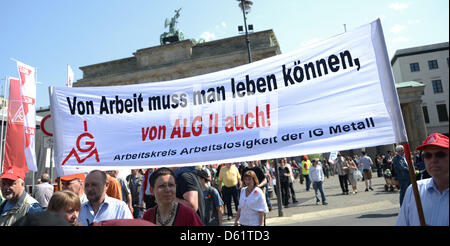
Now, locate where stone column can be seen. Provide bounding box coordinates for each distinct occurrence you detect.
[401,103,413,143]
[409,101,428,149]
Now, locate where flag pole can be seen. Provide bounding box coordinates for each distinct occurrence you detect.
[0,76,8,173]
[401,142,426,226]
[32,67,38,191]
[273,158,283,217]
[57,177,62,192]
[1,77,11,175]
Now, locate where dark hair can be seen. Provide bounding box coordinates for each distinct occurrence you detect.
[41,173,49,183]
[88,170,107,186]
[149,168,176,188]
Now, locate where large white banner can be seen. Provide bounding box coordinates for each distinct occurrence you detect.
[50,19,407,176]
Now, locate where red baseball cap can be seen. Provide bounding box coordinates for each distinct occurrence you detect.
[416,133,449,151]
[58,173,86,182]
[0,167,26,181]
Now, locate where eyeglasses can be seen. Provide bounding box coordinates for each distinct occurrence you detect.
[61,179,81,186]
[423,151,448,159]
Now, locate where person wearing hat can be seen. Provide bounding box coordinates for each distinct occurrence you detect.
[60,173,88,204]
[197,169,224,226]
[0,168,43,226]
[301,156,312,191]
[396,133,449,226]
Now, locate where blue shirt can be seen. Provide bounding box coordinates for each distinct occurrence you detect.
[359,156,372,170]
[396,178,449,226]
[203,186,224,226]
[203,187,224,208]
[1,199,43,215]
[78,195,133,226]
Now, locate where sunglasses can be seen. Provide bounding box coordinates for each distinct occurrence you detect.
[423,151,448,159]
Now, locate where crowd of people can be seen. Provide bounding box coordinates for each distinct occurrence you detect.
[0,132,448,226]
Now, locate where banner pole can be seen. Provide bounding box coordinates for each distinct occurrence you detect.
[0,76,7,172]
[57,177,61,191]
[401,142,426,226]
[274,159,283,217]
[31,67,37,189]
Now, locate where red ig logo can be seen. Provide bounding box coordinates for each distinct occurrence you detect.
[61,121,100,166]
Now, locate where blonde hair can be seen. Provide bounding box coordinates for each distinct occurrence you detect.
[47,190,81,212]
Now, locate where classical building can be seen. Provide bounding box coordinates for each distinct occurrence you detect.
[395,81,427,150]
[75,30,280,87]
[391,42,449,137]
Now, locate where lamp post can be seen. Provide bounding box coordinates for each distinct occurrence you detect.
[238,0,253,63]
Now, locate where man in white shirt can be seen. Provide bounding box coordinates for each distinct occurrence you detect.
[310,159,328,205]
[396,133,449,226]
[78,170,132,226]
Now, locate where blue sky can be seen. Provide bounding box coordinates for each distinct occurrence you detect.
[1,0,448,108]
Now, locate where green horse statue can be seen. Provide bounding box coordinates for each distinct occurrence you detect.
[160,8,185,45]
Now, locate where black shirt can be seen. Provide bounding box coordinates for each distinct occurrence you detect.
[176,171,205,223]
[278,166,290,183]
[126,174,143,205]
[242,166,266,184]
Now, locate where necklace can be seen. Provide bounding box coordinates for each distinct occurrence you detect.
[157,202,177,226]
[246,187,255,197]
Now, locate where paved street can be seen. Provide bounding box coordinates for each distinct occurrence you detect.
[224,172,403,226]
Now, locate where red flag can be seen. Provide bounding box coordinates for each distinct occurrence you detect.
[16,61,37,172]
[2,77,29,175]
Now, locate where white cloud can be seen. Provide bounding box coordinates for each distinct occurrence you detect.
[389,2,411,10]
[221,21,227,28]
[392,37,409,43]
[390,24,405,34]
[200,31,216,42]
